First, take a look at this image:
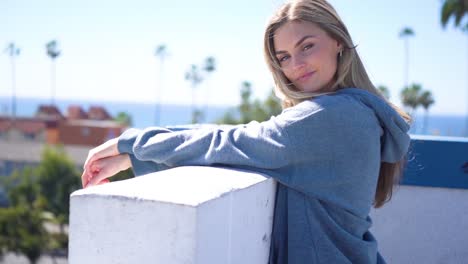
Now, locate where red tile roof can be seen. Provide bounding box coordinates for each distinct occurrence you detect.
[88,106,112,120]
[67,105,88,120]
[35,105,64,120]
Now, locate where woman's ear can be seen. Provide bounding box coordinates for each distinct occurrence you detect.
[336,41,343,52]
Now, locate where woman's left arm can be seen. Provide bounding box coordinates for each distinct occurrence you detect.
[118,116,296,170]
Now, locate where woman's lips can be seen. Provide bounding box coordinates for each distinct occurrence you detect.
[296,71,315,82]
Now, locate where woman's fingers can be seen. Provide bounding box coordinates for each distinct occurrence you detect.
[98,179,110,185]
[86,160,107,187]
[81,171,108,188]
[83,138,120,175]
[83,154,131,188]
[81,169,90,188]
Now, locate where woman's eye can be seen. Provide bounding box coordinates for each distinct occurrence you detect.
[279,55,290,62]
[303,44,314,51]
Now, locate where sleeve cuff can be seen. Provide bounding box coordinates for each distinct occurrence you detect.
[118,128,142,154]
[118,127,175,176]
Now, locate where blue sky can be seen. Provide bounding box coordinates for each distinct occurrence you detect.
[1,0,467,115]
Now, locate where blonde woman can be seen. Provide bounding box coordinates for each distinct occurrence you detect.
[82,0,411,263]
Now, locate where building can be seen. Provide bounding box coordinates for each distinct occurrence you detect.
[0,104,127,147]
[0,104,128,204]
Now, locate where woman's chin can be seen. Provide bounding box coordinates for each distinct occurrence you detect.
[298,86,321,93]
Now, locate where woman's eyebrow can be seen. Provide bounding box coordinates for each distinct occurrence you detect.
[275,35,317,55]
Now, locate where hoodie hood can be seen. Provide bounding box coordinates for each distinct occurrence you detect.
[337,88,411,163]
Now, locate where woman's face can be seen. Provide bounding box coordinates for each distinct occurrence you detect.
[273,21,342,93]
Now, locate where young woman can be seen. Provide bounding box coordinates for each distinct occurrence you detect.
[82,0,411,263]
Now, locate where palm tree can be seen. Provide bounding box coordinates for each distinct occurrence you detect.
[154,44,168,126]
[440,1,468,136]
[184,57,217,124]
[400,83,422,117]
[185,65,204,123]
[4,43,20,121]
[376,85,390,100]
[399,27,415,89]
[46,40,61,105]
[420,90,435,134]
[203,56,216,72]
[441,0,467,32]
[202,56,216,110]
[114,112,133,127]
[239,81,253,124]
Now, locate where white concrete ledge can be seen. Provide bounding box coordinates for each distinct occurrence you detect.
[69,166,276,264]
[370,185,468,264]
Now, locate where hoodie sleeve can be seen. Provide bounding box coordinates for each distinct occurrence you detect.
[117,92,410,195]
[118,127,174,176]
[117,102,327,171]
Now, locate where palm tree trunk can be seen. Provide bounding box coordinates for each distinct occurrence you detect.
[404,38,409,88]
[409,107,416,133]
[155,58,164,126]
[192,86,196,124]
[50,59,56,105]
[423,109,429,134]
[10,55,17,122]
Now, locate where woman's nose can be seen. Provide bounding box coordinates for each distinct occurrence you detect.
[291,56,306,70]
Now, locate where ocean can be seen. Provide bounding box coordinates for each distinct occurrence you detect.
[0,96,467,137]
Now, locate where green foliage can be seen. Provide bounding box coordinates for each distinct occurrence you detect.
[0,206,48,264]
[46,40,60,59]
[191,109,205,124]
[5,43,20,57]
[217,110,238,125]
[0,167,48,264]
[36,147,81,226]
[400,82,436,128]
[399,27,415,38]
[400,83,423,115]
[263,90,283,117]
[217,82,282,125]
[155,44,167,58]
[420,91,435,110]
[186,57,217,124]
[5,168,46,211]
[419,90,435,133]
[0,146,81,262]
[111,168,134,182]
[441,0,467,32]
[376,85,390,100]
[114,111,133,127]
[203,56,216,72]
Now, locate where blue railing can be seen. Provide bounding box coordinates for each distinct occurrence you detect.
[402,135,468,189]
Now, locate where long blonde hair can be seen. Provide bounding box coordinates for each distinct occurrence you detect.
[263,0,411,208]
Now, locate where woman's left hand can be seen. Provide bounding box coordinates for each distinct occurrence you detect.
[83,138,120,174]
[82,154,131,188]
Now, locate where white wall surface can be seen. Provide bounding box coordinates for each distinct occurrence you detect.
[69,166,276,264]
[70,166,468,264]
[370,185,468,264]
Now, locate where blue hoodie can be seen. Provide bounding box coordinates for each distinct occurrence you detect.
[118,88,410,264]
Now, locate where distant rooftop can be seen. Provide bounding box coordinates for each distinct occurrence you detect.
[35,105,64,120]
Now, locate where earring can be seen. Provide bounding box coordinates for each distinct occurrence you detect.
[339,50,343,58]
